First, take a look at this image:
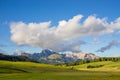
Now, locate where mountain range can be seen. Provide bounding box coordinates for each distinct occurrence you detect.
[14,49,99,64]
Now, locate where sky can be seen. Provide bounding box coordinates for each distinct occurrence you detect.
[0,0,120,57]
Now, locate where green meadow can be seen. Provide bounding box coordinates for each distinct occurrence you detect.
[0,60,120,80]
[74,61,120,71]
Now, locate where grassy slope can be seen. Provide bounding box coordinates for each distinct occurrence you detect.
[0,60,68,73]
[74,61,120,71]
[0,60,120,80]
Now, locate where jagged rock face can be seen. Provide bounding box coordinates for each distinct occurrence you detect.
[32,49,58,61]
[41,49,57,55]
[65,52,99,61]
[48,54,62,60]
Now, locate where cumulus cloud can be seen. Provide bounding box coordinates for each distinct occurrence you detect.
[96,40,120,52]
[10,14,120,52]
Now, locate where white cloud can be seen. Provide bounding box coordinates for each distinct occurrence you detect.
[10,14,120,52]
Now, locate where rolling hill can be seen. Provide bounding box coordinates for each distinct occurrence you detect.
[0,60,68,73]
[0,60,120,80]
[74,61,120,71]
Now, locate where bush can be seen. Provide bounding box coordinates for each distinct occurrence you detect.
[87,65,104,68]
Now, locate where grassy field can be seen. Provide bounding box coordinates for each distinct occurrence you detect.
[74,61,120,71]
[0,60,120,80]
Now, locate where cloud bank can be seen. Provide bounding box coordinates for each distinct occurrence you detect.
[10,14,120,52]
[96,40,120,52]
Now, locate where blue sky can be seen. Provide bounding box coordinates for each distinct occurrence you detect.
[0,0,120,57]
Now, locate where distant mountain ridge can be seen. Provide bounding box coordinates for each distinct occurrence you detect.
[0,53,35,62]
[14,49,99,64]
[65,52,99,61]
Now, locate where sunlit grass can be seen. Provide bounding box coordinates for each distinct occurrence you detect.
[74,61,120,71]
[1,60,120,80]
